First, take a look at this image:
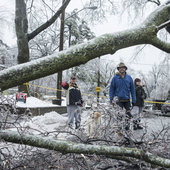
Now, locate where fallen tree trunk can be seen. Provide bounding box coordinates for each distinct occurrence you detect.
[0,130,170,168]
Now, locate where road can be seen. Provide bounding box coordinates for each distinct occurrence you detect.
[133,111,170,140]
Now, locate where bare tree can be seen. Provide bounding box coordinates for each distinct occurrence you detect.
[138,57,170,100]
[15,0,71,92]
[76,59,116,97]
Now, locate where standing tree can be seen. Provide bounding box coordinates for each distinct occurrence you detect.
[75,59,116,97]
[15,0,71,93]
[138,57,170,100]
[167,89,170,99]
[56,0,65,105]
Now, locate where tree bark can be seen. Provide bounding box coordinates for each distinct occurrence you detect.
[0,2,170,91]
[15,0,71,93]
[15,0,30,93]
[56,0,65,105]
[0,130,170,168]
[15,0,29,64]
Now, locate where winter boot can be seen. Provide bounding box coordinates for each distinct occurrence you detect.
[137,124,143,130]
[124,112,132,131]
[125,124,130,131]
[75,122,80,129]
[124,119,130,131]
[117,112,123,121]
[133,124,138,130]
[133,120,143,130]
[133,120,138,130]
[68,124,73,129]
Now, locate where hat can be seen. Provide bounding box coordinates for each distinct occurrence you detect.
[117,62,127,70]
[134,78,141,85]
[70,75,76,80]
[135,78,141,82]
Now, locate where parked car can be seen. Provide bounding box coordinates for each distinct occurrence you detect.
[143,103,153,112]
[161,100,170,114]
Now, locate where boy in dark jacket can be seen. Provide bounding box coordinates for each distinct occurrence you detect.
[62,76,83,129]
[132,78,147,130]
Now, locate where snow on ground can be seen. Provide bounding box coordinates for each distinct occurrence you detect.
[13,96,90,139]
[143,116,170,133]
[16,96,66,108]
[21,111,67,134]
[17,110,90,140]
[5,96,170,141]
[43,96,67,106]
[0,95,91,139]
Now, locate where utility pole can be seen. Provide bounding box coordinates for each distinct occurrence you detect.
[97,57,100,105]
[55,4,97,105]
[97,70,100,104]
[56,0,65,105]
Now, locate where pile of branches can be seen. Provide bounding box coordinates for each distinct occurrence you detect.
[0,95,170,169]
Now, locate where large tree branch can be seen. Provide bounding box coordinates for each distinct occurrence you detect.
[151,36,170,51]
[27,0,71,41]
[143,1,170,27]
[0,130,170,168]
[0,3,170,91]
[0,27,155,91]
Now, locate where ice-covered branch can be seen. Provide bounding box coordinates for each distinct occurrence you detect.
[27,0,71,41]
[151,36,170,51]
[0,130,170,168]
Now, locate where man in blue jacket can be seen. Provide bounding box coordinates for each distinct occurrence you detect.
[109,62,136,130]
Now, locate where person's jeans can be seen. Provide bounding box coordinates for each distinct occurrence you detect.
[117,101,132,130]
[131,106,143,122]
[117,101,132,118]
[67,105,81,126]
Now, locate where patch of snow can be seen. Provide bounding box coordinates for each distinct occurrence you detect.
[16,96,62,108]
[32,111,67,125]
[19,111,68,136]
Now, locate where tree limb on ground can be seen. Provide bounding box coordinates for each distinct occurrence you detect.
[0,130,170,168]
[0,2,170,91]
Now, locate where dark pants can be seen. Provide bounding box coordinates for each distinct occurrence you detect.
[117,101,132,118]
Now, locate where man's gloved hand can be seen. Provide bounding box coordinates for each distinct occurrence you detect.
[113,96,119,103]
[132,102,135,106]
[62,82,69,89]
[110,100,115,106]
[75,99,84,107]
[62,81,66,87]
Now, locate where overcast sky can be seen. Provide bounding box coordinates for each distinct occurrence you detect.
[0,0,169,75]
[45,0,170,75]
[66,0,169,74]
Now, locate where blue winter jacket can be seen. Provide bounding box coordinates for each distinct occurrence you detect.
[109,73,136,103]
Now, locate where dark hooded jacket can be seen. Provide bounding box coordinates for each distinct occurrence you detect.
[62,82,82,106]
[134,85,147,107]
